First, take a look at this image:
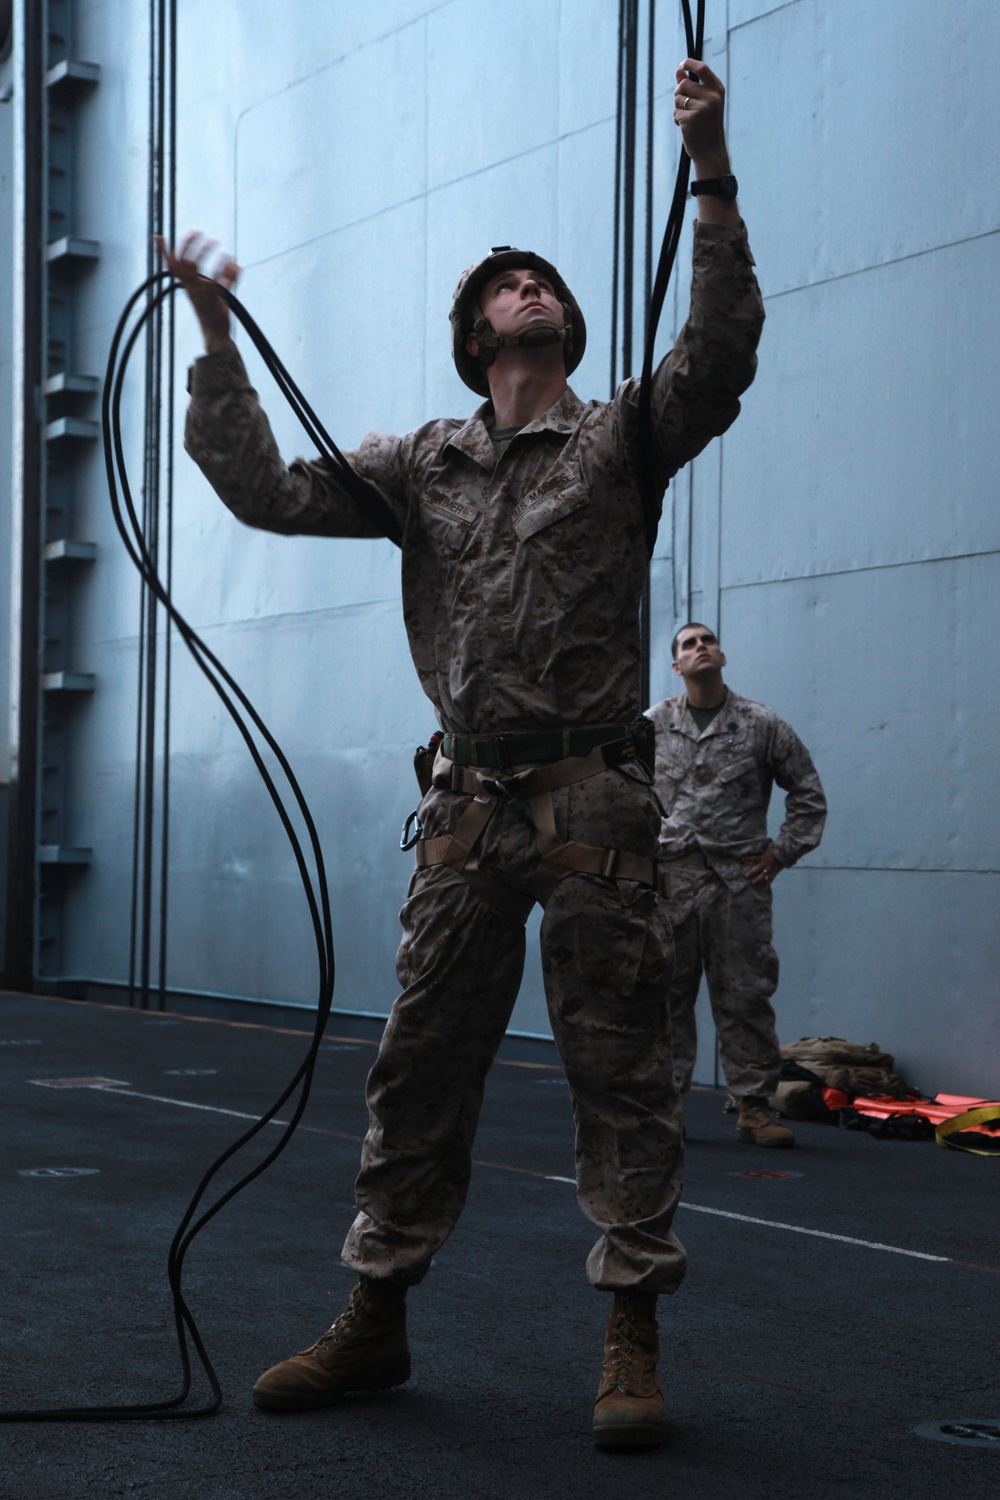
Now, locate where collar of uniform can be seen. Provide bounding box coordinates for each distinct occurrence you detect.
[682,685,735,739]
[444,386,583,469]
[444,405,497,469]
[660,692,699,741]
[522,385,585,435]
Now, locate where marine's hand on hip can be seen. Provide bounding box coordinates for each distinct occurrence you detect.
[743,848,784,888]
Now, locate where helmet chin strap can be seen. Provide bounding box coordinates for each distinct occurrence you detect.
[472,304,573,372]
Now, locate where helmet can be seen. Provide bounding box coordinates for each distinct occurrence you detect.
[450,246,587,397]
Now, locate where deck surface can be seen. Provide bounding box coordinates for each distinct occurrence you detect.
[1,990,998,1498]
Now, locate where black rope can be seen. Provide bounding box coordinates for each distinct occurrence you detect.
[610,0,626,394]
[637,0,705,555]
[0,267,400,1420]
[622,0,639,382]
[613,0,704,705]
[644,0,656,324]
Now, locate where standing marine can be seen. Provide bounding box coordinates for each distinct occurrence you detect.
[164,59,765,1450]
[647,623,827,1147]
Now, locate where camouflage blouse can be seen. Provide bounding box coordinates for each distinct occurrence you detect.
[185,222,764,736]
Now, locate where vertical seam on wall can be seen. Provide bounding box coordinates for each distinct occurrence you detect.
[556,0,561,268]
[716,441,723,636]
[686,463,693,617]
[421,12,429,418]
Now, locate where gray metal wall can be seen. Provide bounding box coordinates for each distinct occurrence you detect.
[1,38,13,961]
[1,39,12,786]
[3,1,998,1094]
[652,0,1000,1095]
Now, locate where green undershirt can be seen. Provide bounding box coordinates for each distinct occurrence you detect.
[688,700,725,734]
[489,423,522,460]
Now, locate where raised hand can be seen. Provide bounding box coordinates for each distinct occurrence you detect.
[673,59,740,226]
[153,231,240,353]
[673,58,730,175]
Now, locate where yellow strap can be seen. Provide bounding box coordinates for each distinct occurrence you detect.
[935,1105,1000,1155]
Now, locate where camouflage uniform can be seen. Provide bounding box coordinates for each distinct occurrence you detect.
[185,222,764,1295]
[646,689,827,1097]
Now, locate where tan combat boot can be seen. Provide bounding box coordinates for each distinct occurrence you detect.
[592,1291,666,1450]
[736,1096,795,1148]
[252,1277,410,1413]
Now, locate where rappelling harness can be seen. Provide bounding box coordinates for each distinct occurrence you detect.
[402,720,670,925]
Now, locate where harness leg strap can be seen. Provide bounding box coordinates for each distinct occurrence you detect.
[413,795,498,876]
[413,795,535,924]
[528,788,669,900]
[414,752,670,916]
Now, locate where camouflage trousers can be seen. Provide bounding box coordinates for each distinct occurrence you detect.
[662,866,781,1098]
[342,768,685,1295]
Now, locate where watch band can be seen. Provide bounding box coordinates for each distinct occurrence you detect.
[690,174,739,201]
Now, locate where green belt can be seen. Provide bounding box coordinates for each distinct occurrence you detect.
[441,723,631,770]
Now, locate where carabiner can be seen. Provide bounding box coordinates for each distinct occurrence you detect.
[399,808,424,851]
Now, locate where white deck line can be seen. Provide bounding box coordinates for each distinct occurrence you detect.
[34,1082,954,1267]
[539,1174,950,1263]
[675,1201,950,1262]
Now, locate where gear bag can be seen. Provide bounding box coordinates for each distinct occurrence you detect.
[770,1038,1000,1153]
[770,1037,912,1121]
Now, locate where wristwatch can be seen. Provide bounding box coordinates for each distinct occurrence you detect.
[690,174,739,200]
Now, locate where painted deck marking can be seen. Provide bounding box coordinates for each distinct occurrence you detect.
[18,1166,99,1178]
[90,1086,364,1144]
[913,1419,1000,1450]
[675,1201,950,1262]
[29,1077,129,1089]
[539,1175,953,1264]
[19,993,566,1070]
[24,1078,997,1275]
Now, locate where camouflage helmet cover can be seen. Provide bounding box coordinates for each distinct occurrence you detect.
[450,246,587,397]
